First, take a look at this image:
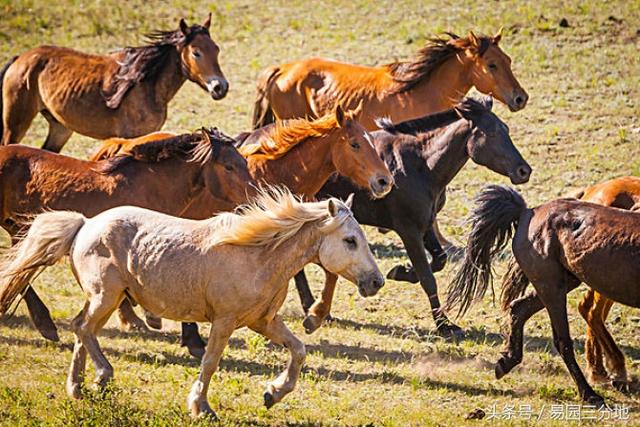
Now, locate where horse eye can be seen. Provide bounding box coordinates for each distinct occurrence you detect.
[488,63,497,70]
[350,142,360,150]
[192,51,201,59]
[344,236,357,249]
[224,164,233,171]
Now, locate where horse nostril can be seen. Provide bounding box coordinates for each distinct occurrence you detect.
[515,96,524,106]
[517,165,530,178]
[377,177,388,188]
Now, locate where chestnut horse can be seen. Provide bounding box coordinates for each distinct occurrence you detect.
[253,29,528,251]
[90,106,394,357]
[0,190,384,419]
[0,15,227,152]
[447,185,640,406]
[0,129,254,342]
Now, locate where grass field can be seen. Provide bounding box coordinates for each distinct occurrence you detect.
[1,0,640,425]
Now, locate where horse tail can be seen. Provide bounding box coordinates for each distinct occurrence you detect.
[446,185,528,317]
[252,65,280,129]
[500,257,531,310]
[0,211,86,314]
[0,56,19,141]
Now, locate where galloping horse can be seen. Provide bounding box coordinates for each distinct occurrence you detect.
[299,97,531,336]
[0,15,227,152]
[474,177,640,392]
[89,105,394,357]
[0,190,384,419]
[253,29,528,251]
[447,185,640,406]
[0,129,254,341]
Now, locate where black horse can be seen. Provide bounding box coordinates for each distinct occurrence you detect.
[296,96,532,336]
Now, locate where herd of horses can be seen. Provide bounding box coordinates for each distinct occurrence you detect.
[0,14,636,418]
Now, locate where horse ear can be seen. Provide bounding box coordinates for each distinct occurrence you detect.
[344,193,354,209]
[203,13,212,30]
[493,27,503,44]
[328,199,339,217]
[481,96,494,111]
[467,31,480,50]
[179,18,190,36]
[335,104,346,127]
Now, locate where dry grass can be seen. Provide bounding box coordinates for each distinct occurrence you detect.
[0,0,639,425]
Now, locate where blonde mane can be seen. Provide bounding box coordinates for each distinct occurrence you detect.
[238,111,354,160]
[206,187,351,249]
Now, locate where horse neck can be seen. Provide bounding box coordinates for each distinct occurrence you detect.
[113,158,204,215]
[250,134,336,198]
[149,49,187,105]
[423,120,472,189]
[387,55,472,122]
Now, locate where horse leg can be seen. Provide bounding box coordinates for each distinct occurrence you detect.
[303,270,338,334]
[144,310,163,330]
[66,303,89,399]
[535,279,604,405]
[294,270,315,314]
[1,81,38,145]
[387,227,445,283]
[41,111,72,153]
[578,290,609,384]
[590,294,629,390]
[116,298,149,331]
[181,323,206,360]
[187,318,234,419]
[397,227,462,337]
[251,315,306,408]
[23,286,59,341]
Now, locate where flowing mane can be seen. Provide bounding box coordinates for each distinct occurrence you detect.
[206,188,351,249]
[104,24,210,108]
[376,97,489,135]
[387,32,494,94]
[238,112,351,160]
[93,128,233,174]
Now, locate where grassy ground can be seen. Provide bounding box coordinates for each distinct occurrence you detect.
[1,0,639,425]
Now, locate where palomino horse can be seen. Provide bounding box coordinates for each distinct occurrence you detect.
[297,97,531,336]
[92,105,394,357]
[0,15,227,152]
[447,185,640,405]
[0,190,384,419]
[253,29,528,254]
[478,176,640,392]
[0,129,254,342]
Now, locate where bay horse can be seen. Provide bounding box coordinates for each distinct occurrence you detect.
[0,129,254,342]
[476,176,640,392]
[298,97,531,336]
[253,29,528,252]
[447,185,640,406]
[0,15,227,152]
[0,189,384,419]
[89,105,393,357]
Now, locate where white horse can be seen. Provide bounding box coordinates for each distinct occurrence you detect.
[0,188,384,419]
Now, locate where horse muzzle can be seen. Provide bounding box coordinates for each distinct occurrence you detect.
[369,175,394,199]
[357,272,385,297]
[507,90,529,112]
[509,163,532,185]
[207,78,229,100]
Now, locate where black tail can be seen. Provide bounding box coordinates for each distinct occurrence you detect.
[446,185,528,317]
[251,66,279,130]
[0,56,18,141]
[500,257,530,310]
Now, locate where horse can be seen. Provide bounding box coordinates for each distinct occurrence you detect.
[0,15,227,152]
[91,105,394,357]
[0,189,384,419]
[473,176,640,393]
[446,185,640,406]
[296,97,531,336]
[252,29,528,252]
[0,128,254,342]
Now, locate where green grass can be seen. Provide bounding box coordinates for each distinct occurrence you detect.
[1,0,640,425]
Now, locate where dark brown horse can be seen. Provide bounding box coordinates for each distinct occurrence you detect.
[297,97,531,336]
[0,15,227,152]
[1,129,254,341]
[447,185,640,406]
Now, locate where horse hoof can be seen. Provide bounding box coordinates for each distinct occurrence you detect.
[495,361,506,380]
[40,328,60,343]
[66,382,82,400]
[436,323,464,339]
[303,316,322,334]
[187,345,205,360]
[386,265,419,283]
[585,394,606,408]
[612,379,630,393]
[145,317,163,330]
[263,391,275,409]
